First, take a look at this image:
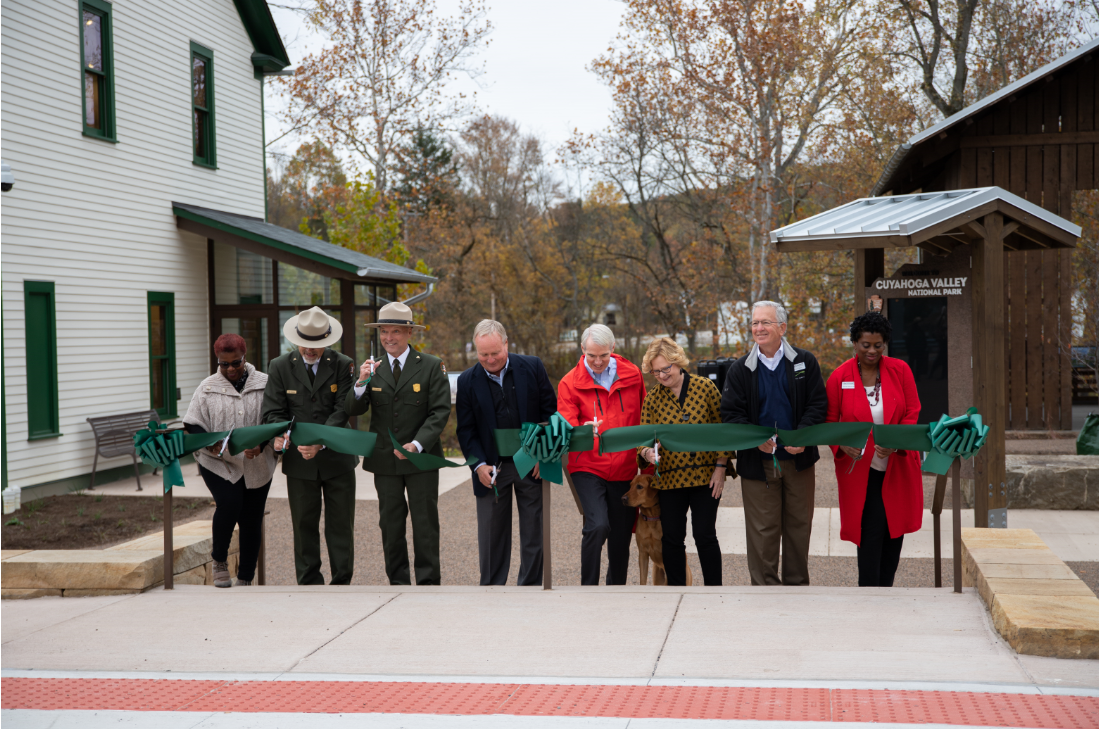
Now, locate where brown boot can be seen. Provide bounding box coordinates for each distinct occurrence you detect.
[213,561,231,588]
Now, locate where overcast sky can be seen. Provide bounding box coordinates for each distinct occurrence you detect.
[265,1,627,167]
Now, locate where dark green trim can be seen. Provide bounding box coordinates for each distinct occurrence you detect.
[233,0,291,72]
[190,42,217,169]
[147,292,177,419]
[252,53,287,77]
[173,205,361,276]
[79,0,116,142]
[23,281,61,440]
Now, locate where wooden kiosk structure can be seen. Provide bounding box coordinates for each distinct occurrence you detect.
[770,187,1079,528]
[872,38,1099,432]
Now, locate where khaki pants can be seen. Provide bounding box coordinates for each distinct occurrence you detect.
[741,460,815,586]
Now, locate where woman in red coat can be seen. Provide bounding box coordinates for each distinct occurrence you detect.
[825,311,922,587]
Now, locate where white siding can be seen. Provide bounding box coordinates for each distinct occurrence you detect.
[1,0,270,486]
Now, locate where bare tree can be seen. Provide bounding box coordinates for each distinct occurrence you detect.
[277,0,491,191]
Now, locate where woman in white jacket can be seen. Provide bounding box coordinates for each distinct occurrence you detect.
[183,334,277,587]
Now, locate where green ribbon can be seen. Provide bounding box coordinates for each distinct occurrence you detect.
[872,407,988,475]
[389,431,478,470]
[133,421,189,493]
[491,414,595,484]
[135,420,380,492]
[598,422,872,455]
[595,411,989,477]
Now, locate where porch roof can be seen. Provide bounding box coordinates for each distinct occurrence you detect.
[173,202,436,285]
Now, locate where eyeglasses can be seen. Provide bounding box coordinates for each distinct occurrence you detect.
[751,320,779,329]
[652,363,676,377]
[217,358,245,369]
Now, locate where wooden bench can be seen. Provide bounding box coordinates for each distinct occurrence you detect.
[86,410,160,491]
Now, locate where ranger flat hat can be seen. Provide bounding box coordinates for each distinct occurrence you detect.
[283,306,344,348]
[365,301,426,330]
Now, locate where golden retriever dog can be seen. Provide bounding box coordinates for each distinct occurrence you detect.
[622,473,693,586]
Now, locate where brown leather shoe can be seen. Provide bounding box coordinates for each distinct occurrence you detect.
[213,561,231,588]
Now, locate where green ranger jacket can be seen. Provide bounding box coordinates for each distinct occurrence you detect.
[345,347,451,476]
[261,348,359,481]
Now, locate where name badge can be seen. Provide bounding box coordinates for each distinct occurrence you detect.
[372,387,383,392]
[841,381,855,390]
[794,362,806,372]
[287,390,298,394]
[413,383,421,392]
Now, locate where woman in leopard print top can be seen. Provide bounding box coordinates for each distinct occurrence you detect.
[637,337,733,586]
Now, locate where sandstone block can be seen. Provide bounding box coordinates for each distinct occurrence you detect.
[991,594,1099,659]
[1,550,163,590]
[983,577,1095,598]
[174,521,239,554]
[1004,455,1099,510]
[110,534,213,574]
[174,564,207,586]
[967,548,1064,565]
[978,562,1079,581]
[1,588,62,599]
[1,550,33,561]
[63,588,143,597]
[960,528,1047,550]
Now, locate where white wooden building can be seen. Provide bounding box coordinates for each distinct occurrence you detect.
[1,0,434,495]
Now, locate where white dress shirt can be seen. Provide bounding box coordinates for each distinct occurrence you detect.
[354,346,422,453]
[758,347,784,372]
[866,386,889,471]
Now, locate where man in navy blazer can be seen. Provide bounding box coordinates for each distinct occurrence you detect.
[456,319,558,586]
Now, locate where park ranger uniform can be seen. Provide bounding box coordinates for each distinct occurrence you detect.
[347,343,451,585]
[261,308,358,585]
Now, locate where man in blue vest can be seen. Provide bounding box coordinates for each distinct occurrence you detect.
[455,319,557,586]
[720,301,828,586]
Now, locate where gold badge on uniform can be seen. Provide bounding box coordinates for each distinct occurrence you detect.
[413,383,421,392]
[330,384,338,392]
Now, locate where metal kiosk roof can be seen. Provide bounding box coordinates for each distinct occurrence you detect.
[770,187,1080,254]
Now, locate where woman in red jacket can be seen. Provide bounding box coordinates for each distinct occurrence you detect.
[825,311,922,587]
[558,324,646,586]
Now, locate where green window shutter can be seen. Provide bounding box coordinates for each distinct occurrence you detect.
[191,42,217,168]
[24,282,61,440]
[148,292,177,418]
[80,0,116,141]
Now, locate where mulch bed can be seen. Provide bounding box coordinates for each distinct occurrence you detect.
[2,493,215,551]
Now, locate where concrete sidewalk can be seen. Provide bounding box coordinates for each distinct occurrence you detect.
[3,585,1097,688]
[5,585,1098,728]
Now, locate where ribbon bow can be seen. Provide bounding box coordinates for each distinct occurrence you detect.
[514,413,575,484]
[921,407,989,475]
[133,421,187,493]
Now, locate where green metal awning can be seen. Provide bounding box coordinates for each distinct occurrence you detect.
[173,202,437,285]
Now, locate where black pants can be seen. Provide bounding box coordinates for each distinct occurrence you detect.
[858,468,904,587]
[572,472,634,585]
[477,462,542,586]
[659,485,722,586]
[199,466,271,582]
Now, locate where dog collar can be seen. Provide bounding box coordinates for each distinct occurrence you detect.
[639,514,660,522]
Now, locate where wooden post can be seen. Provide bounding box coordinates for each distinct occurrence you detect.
[972,213,1007,528]
[542,479,552,590]
[163,486,174,590]
[853,248,885,322]
[953,459,963,594]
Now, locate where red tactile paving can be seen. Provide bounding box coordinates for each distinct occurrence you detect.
[3,677,1098,728]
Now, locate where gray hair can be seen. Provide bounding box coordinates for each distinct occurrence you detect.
[473,319,508,343]
[751,300,788,325]
[581,323,616,350]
